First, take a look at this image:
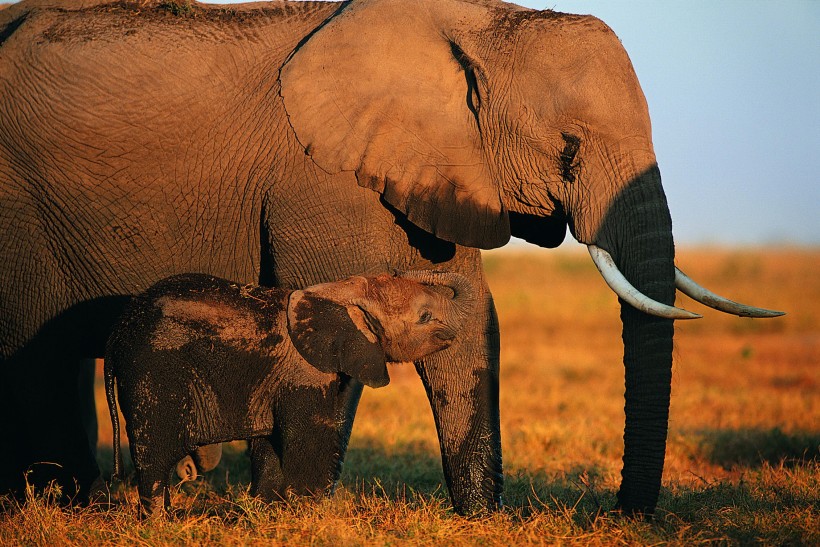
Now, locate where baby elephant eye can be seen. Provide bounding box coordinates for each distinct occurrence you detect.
[418,310,433,324]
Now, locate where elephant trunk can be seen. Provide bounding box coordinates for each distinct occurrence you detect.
[592,164,675,515]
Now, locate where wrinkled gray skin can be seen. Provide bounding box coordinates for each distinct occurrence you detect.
[0,0,709,515]
[107,271,473,518]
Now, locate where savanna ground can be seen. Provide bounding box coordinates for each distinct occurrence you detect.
[1,247,818,545]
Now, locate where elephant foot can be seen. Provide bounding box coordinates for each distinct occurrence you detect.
[613,499,655,520]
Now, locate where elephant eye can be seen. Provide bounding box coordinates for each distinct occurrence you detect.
[418,310,432,324]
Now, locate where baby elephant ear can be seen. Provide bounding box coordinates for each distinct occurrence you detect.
[287,291,390,388]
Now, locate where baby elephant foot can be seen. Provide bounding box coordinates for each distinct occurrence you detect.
[138,476,171,520]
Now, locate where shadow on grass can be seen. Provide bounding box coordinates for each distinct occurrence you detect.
[697,427,820,468]
[342,442,615,520]
[661,470,819,545]
[341,441,818,543]
[342,442,446,496]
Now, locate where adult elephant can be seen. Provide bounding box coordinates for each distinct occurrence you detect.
[0,0,780,515]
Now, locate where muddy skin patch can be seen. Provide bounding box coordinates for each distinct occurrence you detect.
[273,382,346,496]
[289,293,381,373]
[93,1,289,23]
[149,319,195,351]
[491,7,592,40]
[151,296,265,352]
[245,343,337,436]
[559,132,581,184]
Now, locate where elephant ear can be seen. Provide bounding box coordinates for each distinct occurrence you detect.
[280,0,510,249]
[287,291,390,388]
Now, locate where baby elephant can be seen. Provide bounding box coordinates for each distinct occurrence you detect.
[105,270,474,518]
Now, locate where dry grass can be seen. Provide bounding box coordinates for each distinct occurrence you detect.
[2,247,818,545]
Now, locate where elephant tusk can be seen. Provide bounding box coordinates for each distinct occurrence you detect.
[588,245,702,320]
[674,267,785,318]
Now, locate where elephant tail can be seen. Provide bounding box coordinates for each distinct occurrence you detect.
[104,358,123,480]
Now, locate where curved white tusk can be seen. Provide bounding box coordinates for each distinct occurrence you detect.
[674,268,785,318]
[588,245,702,320]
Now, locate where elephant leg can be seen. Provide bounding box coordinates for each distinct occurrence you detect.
[0,354,100,503]
[414,290,503,515]
[273,378,364,497]
[132,432,179,518]
[249,436,285,501]
[77,358,98,457]
[192,444,222,473]
[136,467,172,520]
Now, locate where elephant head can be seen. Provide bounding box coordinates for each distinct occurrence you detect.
[287,271,475,388]
[280,0,782,514]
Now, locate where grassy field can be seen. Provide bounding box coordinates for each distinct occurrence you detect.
[2,247,818,545]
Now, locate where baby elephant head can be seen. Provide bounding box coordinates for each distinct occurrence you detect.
[286,271,476,388]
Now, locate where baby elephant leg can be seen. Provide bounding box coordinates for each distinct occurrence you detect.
[274,385,356,497]
[137,466,171,519]
[249,437,285,502]
[247,386,349,502]
[175,444,223,481]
